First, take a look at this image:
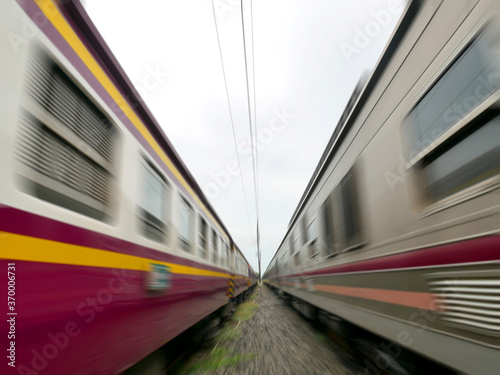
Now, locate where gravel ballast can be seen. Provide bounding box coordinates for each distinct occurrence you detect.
[175,285,362,374]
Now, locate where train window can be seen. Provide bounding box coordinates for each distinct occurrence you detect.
[279,253,286,274]
[294,252,301,267]
[178,198,193,252]
[16,49,117,221]
[406,29,500,163]
[219,240,224,266]
[219,237,225,266]
[406,28,500,204]
[301,217,307,245]
[198,217,208,259]
[228,245,233,267]
[340,164,364,250]
[422,111,500,201]
[223,242,229,267]
[224,240,228,266]
[292,231,300,256]
[138,160,170,242]
[211,229,218,263]
[306,218,319,259]
[322,193,338,256]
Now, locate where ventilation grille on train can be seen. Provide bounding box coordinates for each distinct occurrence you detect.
[23,53,115,162]
[15,48,116,220]
[427,270,500,337]
[16,112,111,206]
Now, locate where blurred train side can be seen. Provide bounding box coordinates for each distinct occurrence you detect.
[265,1,500,374]
[0,1,256,374]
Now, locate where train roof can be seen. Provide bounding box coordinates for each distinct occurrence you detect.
[59,1,238,247]
[266,0,420,271]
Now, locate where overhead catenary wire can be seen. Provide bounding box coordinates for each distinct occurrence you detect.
[210,0,255,247]
[250,0,262,283]
[250,0,259,217]
[240,0,261,281]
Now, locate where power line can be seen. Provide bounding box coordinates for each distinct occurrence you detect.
[210,0,255,247]
[250,0,261,281]
[240,0,261,280]
[250,0,259,217]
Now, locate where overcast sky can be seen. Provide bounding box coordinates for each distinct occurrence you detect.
[83,0,406,272]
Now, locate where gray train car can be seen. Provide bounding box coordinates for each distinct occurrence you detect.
[265,0,500,373]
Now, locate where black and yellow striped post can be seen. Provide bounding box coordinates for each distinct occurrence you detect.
[226,275,234,298]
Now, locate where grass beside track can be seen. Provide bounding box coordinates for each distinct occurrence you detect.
[231,302,258,322]
[217,321,243,342]
[185,347,255,372]
[182,289,260,373]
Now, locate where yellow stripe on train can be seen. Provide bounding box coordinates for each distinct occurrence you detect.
[0,231,229,278]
